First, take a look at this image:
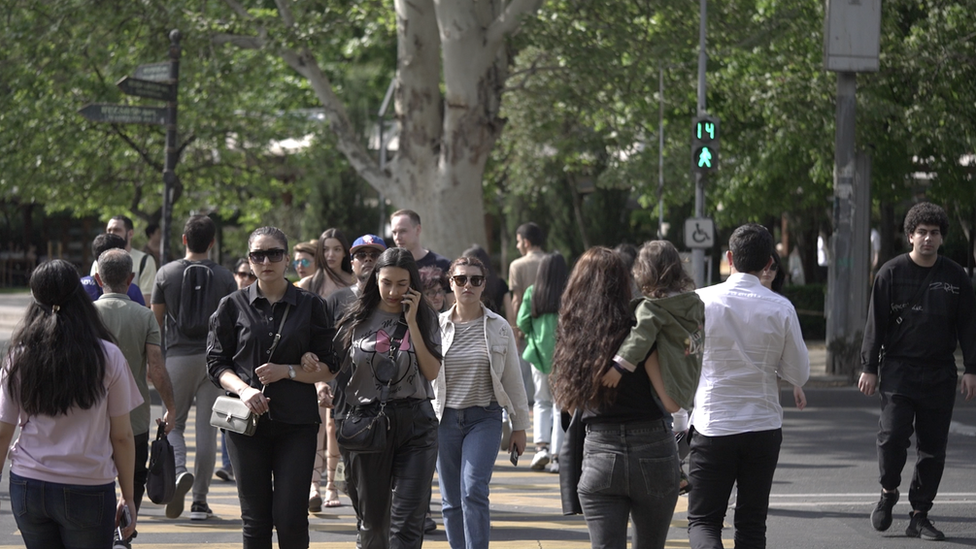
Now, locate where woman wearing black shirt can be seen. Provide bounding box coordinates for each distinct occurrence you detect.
[207,227,337,549]
[550,247,680,549]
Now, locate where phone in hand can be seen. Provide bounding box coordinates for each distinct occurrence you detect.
[116,505,131,541]
[510,448,519,466]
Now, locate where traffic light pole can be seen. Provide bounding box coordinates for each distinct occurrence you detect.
[692,0,707,288]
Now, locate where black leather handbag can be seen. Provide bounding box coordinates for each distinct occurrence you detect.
[145,422,176,505]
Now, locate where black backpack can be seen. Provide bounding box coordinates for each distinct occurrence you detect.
[172,260,219,338]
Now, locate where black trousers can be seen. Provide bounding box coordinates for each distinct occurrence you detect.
[687,428,782,549]
[878,362,956,513]
[227,419,318,549]
[344,399,438,549]
[133,430,149,511]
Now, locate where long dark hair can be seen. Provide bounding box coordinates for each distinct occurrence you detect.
[550,248,632,412]
[5,260,115,416]
[310,228,353,295]
[530,252,568,318]
[461,244,504,315]
[633,240,695,298]
[338,247,442,362]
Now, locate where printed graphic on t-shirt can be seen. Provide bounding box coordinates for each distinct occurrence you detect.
[354,317,417,395]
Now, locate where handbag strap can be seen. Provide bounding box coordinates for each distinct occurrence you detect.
[883,256,940,353]
[377,318,409,408]
[266,303,292,362]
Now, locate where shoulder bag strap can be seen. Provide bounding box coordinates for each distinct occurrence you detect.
[891,256,940,328]
[377,318,409,405]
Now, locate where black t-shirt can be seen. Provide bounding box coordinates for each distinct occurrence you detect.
[582,354,665,425]
[861,253,976,377]
[416,250,451,272]
[207,283,337,424]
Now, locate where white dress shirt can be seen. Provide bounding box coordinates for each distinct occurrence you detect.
[691,273,810,436]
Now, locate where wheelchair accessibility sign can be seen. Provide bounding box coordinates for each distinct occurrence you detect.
[684,218,715,249]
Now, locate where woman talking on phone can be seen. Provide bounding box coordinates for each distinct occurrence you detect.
[335,247,442,549]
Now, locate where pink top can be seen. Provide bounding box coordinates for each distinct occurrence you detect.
[0,340,143,485]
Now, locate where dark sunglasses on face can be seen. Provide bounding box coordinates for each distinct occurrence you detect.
[248,248,287,263]
[353,250,381,261]
[451,275,485,287]
[293,258,311,268]
[235,271,256,279]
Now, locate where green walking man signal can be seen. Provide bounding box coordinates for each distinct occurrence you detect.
[692,116,720,173]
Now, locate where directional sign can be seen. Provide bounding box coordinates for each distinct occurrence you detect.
[133,62,171,82]
[78,103,167,125]
[684,217,715,249]
[117,76,176,101]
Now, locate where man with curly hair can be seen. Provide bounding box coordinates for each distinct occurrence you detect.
[859,202,976,541]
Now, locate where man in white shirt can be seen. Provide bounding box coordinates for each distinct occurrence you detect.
[688,223,810,549]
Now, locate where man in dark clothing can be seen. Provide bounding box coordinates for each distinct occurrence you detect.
[859,202,976,541]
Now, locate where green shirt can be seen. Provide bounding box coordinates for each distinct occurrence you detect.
[516,285,558,374]
[94,293,161,435]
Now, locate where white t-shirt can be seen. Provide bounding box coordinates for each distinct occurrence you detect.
[0,340,143,485]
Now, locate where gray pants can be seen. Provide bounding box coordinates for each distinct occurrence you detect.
[166,352,220,503]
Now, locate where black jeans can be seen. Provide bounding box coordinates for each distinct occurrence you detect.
[877,362,956,513]
[133,430,149,511]
[344,398,438,549]
[227,418,318,549]
[687,428,782,549]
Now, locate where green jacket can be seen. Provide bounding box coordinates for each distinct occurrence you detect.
[614,292,705,410]
[516,285,558,374]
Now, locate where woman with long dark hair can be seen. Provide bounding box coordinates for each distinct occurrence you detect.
[208,226,338,549]
[516,252,568,472]
[433,255,529,549]
[0,259,141,548]
[551,247,683,549]
[298,228,355,511]
[335,247,443,549]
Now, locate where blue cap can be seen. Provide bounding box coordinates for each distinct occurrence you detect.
[350,234,387,253]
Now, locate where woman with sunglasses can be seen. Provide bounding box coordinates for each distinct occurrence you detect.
[208,227,338,549]
[433,256,530,549]
[298,228,355,510]
[292,240,317,281]
[335,247,442,549]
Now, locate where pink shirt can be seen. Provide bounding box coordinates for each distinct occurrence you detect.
[0,340,143,485]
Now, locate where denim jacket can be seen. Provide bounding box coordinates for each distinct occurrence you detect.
[433,304,532,432]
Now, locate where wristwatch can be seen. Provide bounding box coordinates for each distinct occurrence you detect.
[288,365,297,379]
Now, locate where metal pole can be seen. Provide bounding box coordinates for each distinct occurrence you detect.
[692,0,707,287]
[161,29,181,265]
[658,65,664,238]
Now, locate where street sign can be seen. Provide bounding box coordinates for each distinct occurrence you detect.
[78,103,167,125]
[133,62,171,82]
[116,76,176,101]
[685,217,715,249]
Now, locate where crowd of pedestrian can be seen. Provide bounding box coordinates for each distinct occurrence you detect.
[1,202,974,549]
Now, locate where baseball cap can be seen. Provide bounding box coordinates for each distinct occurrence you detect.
[350,234,387,254]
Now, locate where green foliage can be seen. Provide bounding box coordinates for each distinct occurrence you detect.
[781,284,826,340]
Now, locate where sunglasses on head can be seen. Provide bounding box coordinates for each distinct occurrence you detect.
[353,250,381,261]
[451,275,485,287]
[293,258,311,268]
[248,248,286,263]
[235,270,256,279]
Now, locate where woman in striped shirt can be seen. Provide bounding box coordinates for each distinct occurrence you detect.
[432,255,531,549]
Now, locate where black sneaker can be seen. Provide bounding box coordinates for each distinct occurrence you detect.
[189,502,213,521]
[424,514,437,534]
[166,471,194,519]
[871,489,899,531]
[906,512,945,541]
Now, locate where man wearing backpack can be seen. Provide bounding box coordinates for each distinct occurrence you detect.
[151,215,236,521]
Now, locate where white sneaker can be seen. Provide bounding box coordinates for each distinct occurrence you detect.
[547,459,560,474]
[530,447,551,470]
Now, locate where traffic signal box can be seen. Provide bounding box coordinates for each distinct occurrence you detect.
[692,116,720,173]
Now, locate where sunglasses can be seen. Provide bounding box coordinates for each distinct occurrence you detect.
[353,250,381,261]
[235,271,256,279]
[451,275,485,287]
[293,258,311,268]
[248,248,286,263]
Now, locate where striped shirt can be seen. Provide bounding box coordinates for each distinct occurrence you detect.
[443,316,495,409]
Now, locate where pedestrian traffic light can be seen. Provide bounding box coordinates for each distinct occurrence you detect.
[692,116,720,173]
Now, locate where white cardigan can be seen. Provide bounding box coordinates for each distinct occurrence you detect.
[433,303,532,432]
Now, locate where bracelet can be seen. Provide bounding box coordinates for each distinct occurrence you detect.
[611,361,629,375]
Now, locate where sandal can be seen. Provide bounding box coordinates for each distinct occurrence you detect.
[324,483,342,508]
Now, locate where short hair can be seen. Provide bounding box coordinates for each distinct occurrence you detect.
[97,248,132,290]
[516,222,545,249]
[729,223,774,274]
[248,226,288,252]
[293,240,317,256]
[419,266,448,292]
[92,233,128,257]
[391,209,421,226]
[633,240,694,298]
[145,223,160,239]
[903,202,949,238]
[183,215,216,253]
[109,215,134,232]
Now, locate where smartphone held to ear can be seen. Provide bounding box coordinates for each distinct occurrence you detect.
[510,448,519,466]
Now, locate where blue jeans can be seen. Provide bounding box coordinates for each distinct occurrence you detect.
[436,403,503,549]
[578,419,680,549]
[9,472,116,549]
